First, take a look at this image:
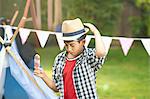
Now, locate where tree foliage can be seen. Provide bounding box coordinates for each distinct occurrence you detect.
[1,0,149,37]
[134,0,150,36]
[128,0,150,37]
[62,0,122,36]
[62,0,150,37]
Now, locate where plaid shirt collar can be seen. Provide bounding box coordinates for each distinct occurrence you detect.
[60,47,86,68]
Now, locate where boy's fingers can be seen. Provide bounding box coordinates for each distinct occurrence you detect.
[34,72,43,78]
[34,71,41,76]
[84,23,95,28]
[34,68,45,78]
[34,69,41,74]
[34,64,39,69]
[34,72,38,75]
[84,23,92,27]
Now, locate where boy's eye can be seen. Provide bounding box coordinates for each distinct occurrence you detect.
[70,44,75,47]
[65,44,70,48]
[65,45,68,48]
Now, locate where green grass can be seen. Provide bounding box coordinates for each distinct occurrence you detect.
[96,42,150,99]
[37,42,150,99]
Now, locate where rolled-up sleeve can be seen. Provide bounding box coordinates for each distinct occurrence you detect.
[87,48,105,71]
[52,55,60,90]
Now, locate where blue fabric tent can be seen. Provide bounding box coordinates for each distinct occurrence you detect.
[0,25,58,99]
[4,68,29,99]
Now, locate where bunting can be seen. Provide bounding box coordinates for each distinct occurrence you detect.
[36,30,50,48]
[0,25,150,56]
[19,28,31,44]
[4,26,13,40]
[119,37,134,56]
[85,35,92,47]
[55,33,65,50]
[141,39,150,56]
[101,37,112,55]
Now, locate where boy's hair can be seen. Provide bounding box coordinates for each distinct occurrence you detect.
[77,34,86,41]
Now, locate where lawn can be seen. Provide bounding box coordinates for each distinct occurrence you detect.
[37,41,150,99]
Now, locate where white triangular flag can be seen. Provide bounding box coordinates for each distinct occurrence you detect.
[85,35,92,47]
[119,37,134,56]
[55,33,65,50]
[19,28,31,44]
[5,26,13,39]
[36,30,50,48]
[141,39,150,56]
[101,37,112,55]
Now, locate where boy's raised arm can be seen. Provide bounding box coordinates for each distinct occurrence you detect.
[84,23,106,58]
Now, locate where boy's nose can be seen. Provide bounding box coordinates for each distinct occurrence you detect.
[67,47,72,53]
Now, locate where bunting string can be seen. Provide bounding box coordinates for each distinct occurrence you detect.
[0,25,149,56]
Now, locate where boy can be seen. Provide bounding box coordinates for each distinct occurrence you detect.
[34,18,106,99]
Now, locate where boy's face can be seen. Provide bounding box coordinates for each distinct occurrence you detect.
[64,40,85,57]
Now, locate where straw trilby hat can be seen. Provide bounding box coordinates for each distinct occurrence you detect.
[62,18,89,41]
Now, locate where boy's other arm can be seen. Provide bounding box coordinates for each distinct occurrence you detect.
[84,23,106,58]
[34,67,59,92]
[42,73,59,92]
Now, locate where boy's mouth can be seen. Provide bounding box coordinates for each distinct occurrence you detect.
[68,52,74,55]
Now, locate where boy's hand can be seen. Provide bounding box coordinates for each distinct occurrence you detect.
[84,23,100,34]
[34,66,46,79]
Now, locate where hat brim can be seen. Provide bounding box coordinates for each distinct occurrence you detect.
[61,27,89,41]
